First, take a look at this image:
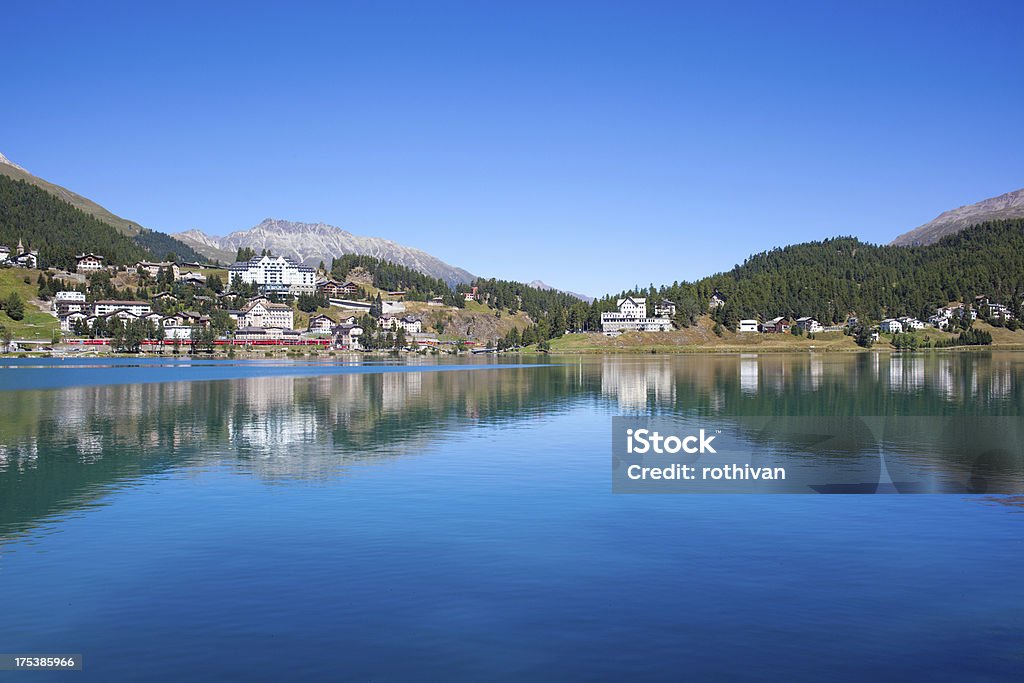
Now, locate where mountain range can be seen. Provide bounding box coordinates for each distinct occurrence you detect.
[175,219,477,286]
[4,149,1022,297]
[891,188,1024,246]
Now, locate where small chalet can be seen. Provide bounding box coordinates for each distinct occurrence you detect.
[76,253,105,273]
[136,261,180,280]
[795,317,822,334]
[653,299,676,318]
[308,314,336,334]
[761,317,790,334]
[178,271,207,286]
[317,280,360,298]
[879,318,903,334]
[332,324,364,350]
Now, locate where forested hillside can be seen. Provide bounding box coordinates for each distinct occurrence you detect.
[132,227,206,263]
[687,219,1024,325]
[522,218,1024,345]
[0,175,205,269]
[0,175,149,269]
[575,218,1024,333]
[471,278,583,318]
[330,254,463,305]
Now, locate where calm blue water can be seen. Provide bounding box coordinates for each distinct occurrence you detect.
[0,355,1022,681]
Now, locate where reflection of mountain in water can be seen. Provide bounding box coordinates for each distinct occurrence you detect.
[1,354,1022,536]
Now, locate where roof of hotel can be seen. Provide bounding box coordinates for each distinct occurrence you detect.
[228,255,314,271]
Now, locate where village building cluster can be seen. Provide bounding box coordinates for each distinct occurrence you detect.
[599,286,1016,341]
[9,238,1020,351]
[0,239,39,269]
[26,249,436,351]
[600,297,675,335]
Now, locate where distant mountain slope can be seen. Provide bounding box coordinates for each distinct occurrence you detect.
[0,152,143,236]
[0,151,205,262]
[686,218,1024,324]
[528,279,593,303]
[0,174,149,269]
[176,219,477,285]
[892,188,1024,246]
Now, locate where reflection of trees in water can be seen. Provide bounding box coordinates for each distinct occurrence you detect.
[597,352,1024,416]
[0,366,593,537]
[0,354,1021,536]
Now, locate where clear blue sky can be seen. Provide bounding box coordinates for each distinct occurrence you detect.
[4,0,1022,295]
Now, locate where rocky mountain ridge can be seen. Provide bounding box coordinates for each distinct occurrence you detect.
[892,188,1024,246]
[176,219,477,286]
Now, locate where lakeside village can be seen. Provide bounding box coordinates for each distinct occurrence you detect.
[0,238,1016,354]
[599,285,1012,349]
[600,289,1009,347]
[0,242,455,353]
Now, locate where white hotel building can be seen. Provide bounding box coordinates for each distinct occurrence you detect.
[92,300,153,317]
[228,255,316,295]
[600,297,673,335]
[229,297,295,330]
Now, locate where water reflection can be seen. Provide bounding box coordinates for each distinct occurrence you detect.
[1,353,1022,537]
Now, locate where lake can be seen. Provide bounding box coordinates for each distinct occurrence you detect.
[1,353,1022,681]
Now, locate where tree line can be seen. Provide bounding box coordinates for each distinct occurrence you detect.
[0,175,202,269]
[330,254,464,306]
[692,219,1024,327]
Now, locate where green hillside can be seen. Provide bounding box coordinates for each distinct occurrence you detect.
[499,218,1024,349]
[0,158,144,236]
[590,218,1024,329]
[330,254,463,304]
[132,226,205,263]
[0,159,204,263]
[687,219,1024,324]
[0,268,58,340]
[0,175,150,269]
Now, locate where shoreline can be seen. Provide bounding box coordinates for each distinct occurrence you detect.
[5,343,1024,360]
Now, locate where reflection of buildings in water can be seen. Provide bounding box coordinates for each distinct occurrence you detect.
[934,357,956,399]
[888,355,924,391]
[0,368,492,483]
[0,441,37,473]
[231,405,320,454]
[235,376,296,412]
[382,371,423,413]
[809,356,823,390]
[600,358,676,409]
[740,355,759,395]
[760,356,787,395]
[231,377,316,453]
[988,361,1012,400]
[963,362,979,398]
[51,382,202,460]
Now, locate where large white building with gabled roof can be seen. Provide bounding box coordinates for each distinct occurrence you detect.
[600,296,673,335]
[228,255,316,295]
